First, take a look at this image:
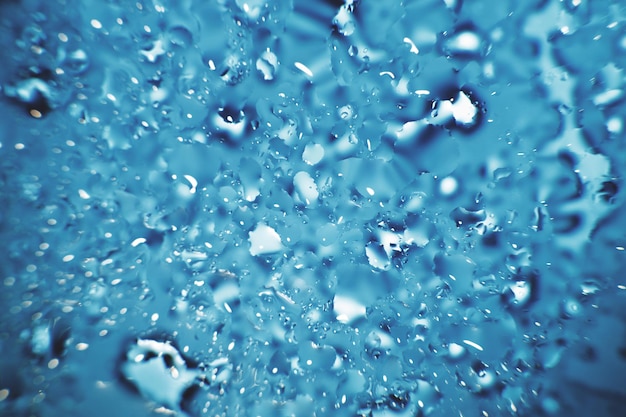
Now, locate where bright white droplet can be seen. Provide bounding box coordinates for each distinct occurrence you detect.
[440,176,458,196]
[333,294,366,324]
[302,143,324,165]
[452,91,478,126]
[249,223,283,256]
[293,171,319,205]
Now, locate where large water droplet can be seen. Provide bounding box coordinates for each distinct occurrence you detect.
[120,338,201,413]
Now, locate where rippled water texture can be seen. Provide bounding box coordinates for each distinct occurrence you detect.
[1,0,626,416]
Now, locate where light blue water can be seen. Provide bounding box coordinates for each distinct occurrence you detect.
[1,1,626,416]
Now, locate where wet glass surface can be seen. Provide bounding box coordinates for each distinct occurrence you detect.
[1,0,626,416]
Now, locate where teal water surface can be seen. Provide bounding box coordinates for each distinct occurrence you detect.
[1,1,626,416]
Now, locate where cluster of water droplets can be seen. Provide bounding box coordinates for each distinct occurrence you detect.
[1,0,626,416]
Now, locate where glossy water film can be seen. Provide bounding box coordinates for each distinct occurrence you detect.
[1,0,625,416]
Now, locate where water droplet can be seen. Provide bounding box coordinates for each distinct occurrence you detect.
[293,171,319,206]
[168,26,193,48]
[249,222,284,256]
[61,49,89,74]
[440,24,488,59]
[4,77,55,116]
[302,143,324,165]
[121,338,201,413]
[333,294,366,324]
[256,49,279,80]
[333,1,356,36]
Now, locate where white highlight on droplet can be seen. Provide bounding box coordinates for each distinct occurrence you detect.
[452,91,478,125]
[440,176,458,196]
[183,174,198,194]
[131,237,147,247]
[294,62,313,77]
[403,37,420,54]
[463,339,484,351]
[333,295,366,324]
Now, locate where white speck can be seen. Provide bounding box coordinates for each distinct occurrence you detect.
[462,339,484,351]
[78,189,90,199]
[76,342,89,351]
[365,187,375,196]
[403,37,419,54]
[294,62,313,77]
[63,254,75,262]
[131,237,147,247]
[183,175,198,194]
[90,19,102,29]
